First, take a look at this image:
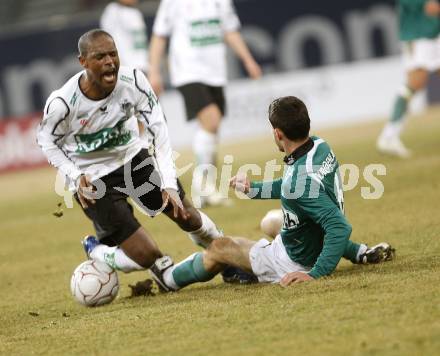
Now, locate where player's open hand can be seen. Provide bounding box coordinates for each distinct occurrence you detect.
[76,174,96,209]
[280,272,314,287]
[245,59,262,80]
[161,188,189,220]
[229,174,250,194]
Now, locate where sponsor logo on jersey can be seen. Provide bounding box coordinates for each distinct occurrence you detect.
[316,151,336,181]
[74,120,132,153]
[120,74,134,84]
[120,100,134,118]
[131,30,148,50]
[190,18,222,46]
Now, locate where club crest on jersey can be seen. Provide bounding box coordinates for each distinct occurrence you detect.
[120,100,134,119]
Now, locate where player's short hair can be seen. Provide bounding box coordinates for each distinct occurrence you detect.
[268,96,310,141]
[78,29,113,57]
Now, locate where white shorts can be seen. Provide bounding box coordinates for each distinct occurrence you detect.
[402,37,440,72]
[249,235,309,283]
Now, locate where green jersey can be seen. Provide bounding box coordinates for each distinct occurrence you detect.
[398,0,440,41]
[250,136,352,279]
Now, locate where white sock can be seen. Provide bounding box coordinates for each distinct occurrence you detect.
[380,85,412,140]
[397,85,413,100]
[192,128,218,199]
[381,121,405,139]
[188,211,223,248]
[193,127,217,166]
[90,245,144,273]
[356,244,368,262]
[163,268,179,290]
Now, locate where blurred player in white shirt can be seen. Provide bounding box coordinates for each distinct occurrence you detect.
[148,0,262,207]
[100,0,149,73]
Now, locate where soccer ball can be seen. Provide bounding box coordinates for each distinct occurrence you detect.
[260,209,283,239]
[70,260,119,307]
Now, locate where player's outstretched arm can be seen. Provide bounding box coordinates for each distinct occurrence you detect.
[134,70,188,219]
[147,35,167,95]
[36,97,82,185]
[230,175,282,199]
[224,31,262,79]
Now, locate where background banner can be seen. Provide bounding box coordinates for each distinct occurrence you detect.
[0,0,397,119]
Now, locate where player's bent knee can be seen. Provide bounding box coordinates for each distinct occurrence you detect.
[408,70,429,91]
[206,237,233,262]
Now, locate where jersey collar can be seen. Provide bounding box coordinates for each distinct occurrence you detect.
[283,137,314,165]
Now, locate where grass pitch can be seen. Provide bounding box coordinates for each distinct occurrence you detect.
[1,108,440,356]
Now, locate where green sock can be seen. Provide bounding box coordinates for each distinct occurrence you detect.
[172,252,217,288]
[391,86,413,123]
[391,96,408,122]
[343,240,362,264]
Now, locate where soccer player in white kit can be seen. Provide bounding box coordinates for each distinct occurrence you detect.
[100,0,149,74]
[148,0,262,207]
[36,29,226,276]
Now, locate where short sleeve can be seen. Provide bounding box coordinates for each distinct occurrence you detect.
[153,0,176,36]
[221,0,241,32]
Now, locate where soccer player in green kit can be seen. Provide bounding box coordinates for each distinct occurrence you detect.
[150,96,395,290]
[377,0,440,158]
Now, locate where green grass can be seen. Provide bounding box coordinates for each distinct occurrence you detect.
[1,108,440,356]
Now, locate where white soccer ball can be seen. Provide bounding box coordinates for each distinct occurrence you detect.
[70,260,119,307]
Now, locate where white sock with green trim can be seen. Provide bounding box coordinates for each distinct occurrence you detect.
[90,245,144,272]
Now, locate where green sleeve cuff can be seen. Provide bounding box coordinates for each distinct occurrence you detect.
[249,181,264,199]
[307,270,321,279]
[249,179,282,199]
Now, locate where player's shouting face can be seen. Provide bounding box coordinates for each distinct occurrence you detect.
[79,34,120,99]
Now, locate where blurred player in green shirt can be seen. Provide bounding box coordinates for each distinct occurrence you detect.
[149,96,395,290]
[377,0,440,158]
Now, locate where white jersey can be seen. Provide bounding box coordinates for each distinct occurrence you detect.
[36,66,177,192]
[153,0,240,87]
[101,2,149,73]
